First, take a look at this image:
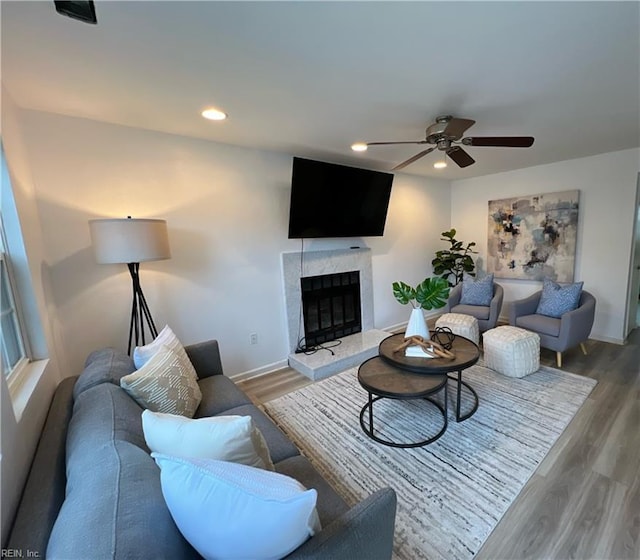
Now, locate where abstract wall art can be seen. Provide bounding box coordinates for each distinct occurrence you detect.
[487,190,580,282]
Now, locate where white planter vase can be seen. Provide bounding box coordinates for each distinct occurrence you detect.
[404,308,433,358]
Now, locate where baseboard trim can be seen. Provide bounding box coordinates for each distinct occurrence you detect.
[229,359,288,382]
[592,334,625,345]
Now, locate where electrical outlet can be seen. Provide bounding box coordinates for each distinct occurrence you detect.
[250,333,258,345]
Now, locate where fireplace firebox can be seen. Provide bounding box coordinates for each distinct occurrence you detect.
[300,271,361,348]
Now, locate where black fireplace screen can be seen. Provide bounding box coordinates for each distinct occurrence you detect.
[301,271,361,347]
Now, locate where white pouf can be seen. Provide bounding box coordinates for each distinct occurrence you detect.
[435,313,479,345]
[483,326,540,378]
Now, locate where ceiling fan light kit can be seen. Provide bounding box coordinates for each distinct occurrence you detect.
[359,115,534,171]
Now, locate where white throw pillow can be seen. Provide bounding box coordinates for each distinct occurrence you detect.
[133,325,197,380]
[121,345,202,417]
[142,410,274,471]
[152,454,321,560]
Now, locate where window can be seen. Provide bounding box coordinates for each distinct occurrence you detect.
[0,215,28,380]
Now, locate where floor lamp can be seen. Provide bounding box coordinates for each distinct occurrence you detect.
[89,217,171,355]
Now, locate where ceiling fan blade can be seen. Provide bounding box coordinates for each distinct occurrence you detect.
[446,146,475,168]
[392,147,436,171]
[443,118,475,139]
[366,141,429,146]
[462,136,535,147]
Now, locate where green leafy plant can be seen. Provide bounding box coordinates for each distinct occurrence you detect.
[432,228,478,287]
[392,277,450,310]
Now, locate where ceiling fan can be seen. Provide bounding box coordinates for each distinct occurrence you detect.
[355,115,534,171]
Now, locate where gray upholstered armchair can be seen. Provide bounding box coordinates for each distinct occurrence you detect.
[509,290,596,368]
[445,282,504,332]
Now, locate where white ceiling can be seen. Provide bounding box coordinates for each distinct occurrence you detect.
[2,1,639,179]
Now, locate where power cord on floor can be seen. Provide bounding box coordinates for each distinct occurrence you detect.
[295,338,342,356]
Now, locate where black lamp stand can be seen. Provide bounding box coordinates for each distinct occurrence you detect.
[127,262,159,355]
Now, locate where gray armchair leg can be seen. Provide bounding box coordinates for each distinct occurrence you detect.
[556,352,562,368]
[580,342,588,355]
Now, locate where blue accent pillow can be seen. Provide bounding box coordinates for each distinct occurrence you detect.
[536,278,584,318]
[460,273,494,306]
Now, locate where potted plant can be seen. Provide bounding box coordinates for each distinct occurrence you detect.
[392,277,450,348]
[432,228,478,287]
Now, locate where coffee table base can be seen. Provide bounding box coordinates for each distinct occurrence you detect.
[448,373,479,422]
[359,385,448,448]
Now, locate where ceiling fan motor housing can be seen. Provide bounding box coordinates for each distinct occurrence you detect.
[425,115,453,143]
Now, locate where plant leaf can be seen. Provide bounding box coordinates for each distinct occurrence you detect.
[415,277,450,310]
[392,281,415,305]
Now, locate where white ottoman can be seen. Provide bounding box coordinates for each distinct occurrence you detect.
[483,326,540,378]
[435,313,479,345]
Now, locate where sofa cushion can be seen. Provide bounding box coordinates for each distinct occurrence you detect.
[536,278,584,318]
[121,345,202,417]
[142,410,274,471]
[450,303,491,320]
[47,383,198,560]
[275,455,349,527]
[515,313,562,337]
[153,454,321,560]
[73,347,136,400]
[195,374,253,416]
[460,273,494,306]
[222,403,300,464]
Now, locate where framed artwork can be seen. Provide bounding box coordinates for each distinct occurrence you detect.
[487,190,579,282]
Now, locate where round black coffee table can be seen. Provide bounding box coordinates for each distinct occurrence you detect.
[378,332,480,422]
[357,356,448,448]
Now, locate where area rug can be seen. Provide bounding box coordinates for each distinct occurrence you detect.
[264,362,597,560]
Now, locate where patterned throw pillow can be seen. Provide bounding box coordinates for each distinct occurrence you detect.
[133,325,196,377]
[121,345,202,417]
[460,273,494,306]
[536,278,584,318]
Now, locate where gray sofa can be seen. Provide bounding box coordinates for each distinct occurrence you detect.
[6,339,397,559]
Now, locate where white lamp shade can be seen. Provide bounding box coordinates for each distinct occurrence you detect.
[89,218,171,264]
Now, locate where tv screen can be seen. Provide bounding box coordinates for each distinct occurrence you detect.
[287,157,394,239]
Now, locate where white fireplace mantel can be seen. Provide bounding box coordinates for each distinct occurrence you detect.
[281,248,374,353]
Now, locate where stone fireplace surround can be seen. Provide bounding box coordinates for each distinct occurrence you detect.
[281,248,388,379]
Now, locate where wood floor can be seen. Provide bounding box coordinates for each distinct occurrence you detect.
[237,328,640,560]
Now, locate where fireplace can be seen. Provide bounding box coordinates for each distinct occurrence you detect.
[282,248,375,353]
[301,271,362,347]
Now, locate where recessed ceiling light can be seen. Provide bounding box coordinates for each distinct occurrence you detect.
[201,108,227,121]
[433,160,447,169]
[351,143,368,152]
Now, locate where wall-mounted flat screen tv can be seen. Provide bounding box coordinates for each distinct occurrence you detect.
[287,157,394,239]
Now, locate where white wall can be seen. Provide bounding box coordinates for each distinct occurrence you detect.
[15,108,451,378]
[451,149,640,344]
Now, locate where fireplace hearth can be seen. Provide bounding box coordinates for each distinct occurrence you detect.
[300,271,361,348]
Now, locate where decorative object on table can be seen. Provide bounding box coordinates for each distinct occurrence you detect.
[435,313,479,345]
[509,283,595,368]
[431,228,478,286]
[431,326,457,350]
[487,190,579,282]
[393,335,456,360]
[392,277,450,357]
[89,216,171,355]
